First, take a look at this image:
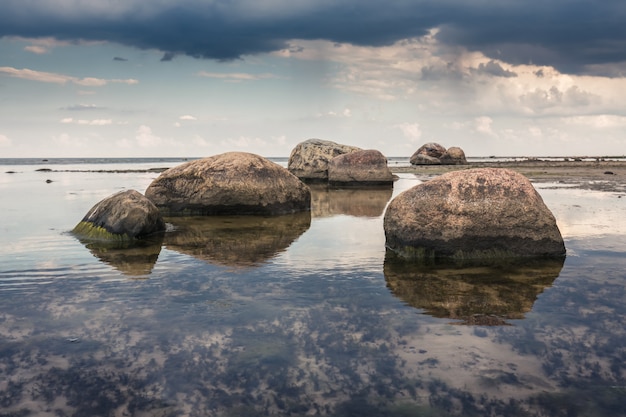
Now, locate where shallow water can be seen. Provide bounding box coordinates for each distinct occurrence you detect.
[1,160,626,416]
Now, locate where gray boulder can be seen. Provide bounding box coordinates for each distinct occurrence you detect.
[409,142,446,165]
[410,142,468,165]
[145,152,311,216]
[288,138,361,181]
[384,168,566,261]
[328,149,394,186]
[73,189,165,241]
[440,146,467,165]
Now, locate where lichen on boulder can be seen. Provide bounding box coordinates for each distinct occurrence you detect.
[145,152,311,216]
[383,168,566,262]
[73,189,166,241]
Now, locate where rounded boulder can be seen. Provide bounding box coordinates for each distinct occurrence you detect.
[73,189,166,241]
[288,138,361,181]
[328,149,394,186]
[145,152,311,216]
[409,142,446,165]
[440,146,468,165]
[384,168,566,261]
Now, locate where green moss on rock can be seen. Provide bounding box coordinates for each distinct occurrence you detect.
[72,221,131,242]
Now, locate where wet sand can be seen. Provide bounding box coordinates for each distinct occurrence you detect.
[392,160,626,193]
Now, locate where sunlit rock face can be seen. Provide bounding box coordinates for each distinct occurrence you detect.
[73,189,166,241]
[288,138,361,181]
[163,213,311,267]
[145,152,311,216]
[384,168,566,261]
[327,149,394,186]
[384,256,564,325]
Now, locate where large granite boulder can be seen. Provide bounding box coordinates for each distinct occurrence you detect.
[384,168,566,261]
[409,142,446,165]
[73,189,166,241]
[288,138,361,181]
[440,146,467,165]
[145,152,311,216]
[328,149,394,186]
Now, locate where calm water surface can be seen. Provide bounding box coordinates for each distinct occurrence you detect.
[1,159,625,416]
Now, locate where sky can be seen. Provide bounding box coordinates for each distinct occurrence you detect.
[1,0,626,158]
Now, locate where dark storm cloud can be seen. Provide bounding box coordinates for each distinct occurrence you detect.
[1,0,625,75]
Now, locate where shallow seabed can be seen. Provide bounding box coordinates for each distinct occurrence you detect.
[1,161,626,417]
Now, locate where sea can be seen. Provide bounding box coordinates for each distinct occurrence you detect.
[1,157,625,417]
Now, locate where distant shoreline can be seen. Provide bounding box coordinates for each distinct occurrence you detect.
[395,160,626,193]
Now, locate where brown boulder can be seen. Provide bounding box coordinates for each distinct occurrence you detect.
[383,168,566,261]
[440,146,468,165]
[409,142,446,165]
[328,149,394,186]
[145,152,311,216]
[288,138,361,181]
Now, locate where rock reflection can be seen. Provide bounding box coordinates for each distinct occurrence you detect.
[309,184,393,218]
[77,237,163,277]
[163,212,311,267]
[384,255,564,325]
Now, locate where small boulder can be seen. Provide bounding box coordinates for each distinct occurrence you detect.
[145,152,311,216]
[384,168,566,261]
[288,138,361,181]
[73,190,165,241]
[440,146,467,165]
[410,142,446,165]
[328,149,394,186]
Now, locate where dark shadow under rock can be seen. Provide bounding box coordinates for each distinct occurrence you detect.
[163,212,311,267]
[384,254,564,325]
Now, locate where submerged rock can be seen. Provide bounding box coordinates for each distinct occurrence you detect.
[384,168,566,261]
[328,149,394,186]
[145,152,311,216]
[73,189,166,241]
[288,138,361,181]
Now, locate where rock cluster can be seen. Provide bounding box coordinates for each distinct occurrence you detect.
[288,139,394,186]
[410,142,467,165]
[384,168,566,261]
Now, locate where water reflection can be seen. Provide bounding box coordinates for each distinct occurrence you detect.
[77,236,163,277]
[309,184,393,217]
[163,212,311,267]
[384,255,564,325]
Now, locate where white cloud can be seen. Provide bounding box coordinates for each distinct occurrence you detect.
[197,71,276,82]
[0,66,137,86]
[222,136,267,149]
[395,122,422,142]
[562,114,626,129]
[0,134,11,147]
[474,116,496,137]
[179,115,197,120]
[60,118,113,125]
[135,125,162,147]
